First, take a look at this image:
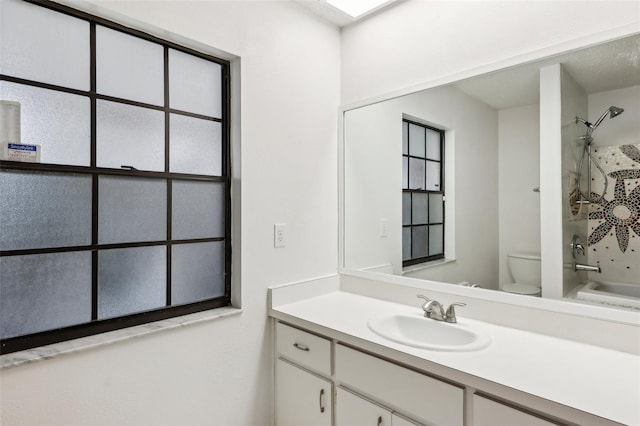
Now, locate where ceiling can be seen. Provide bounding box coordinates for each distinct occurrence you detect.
[453,34,640,111]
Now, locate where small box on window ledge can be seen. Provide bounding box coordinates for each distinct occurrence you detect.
[0,100,41,163]
[1,142,41,162]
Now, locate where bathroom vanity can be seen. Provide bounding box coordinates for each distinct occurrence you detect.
[269,275,640,426]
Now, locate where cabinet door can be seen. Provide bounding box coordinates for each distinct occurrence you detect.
[276,359,332,426]
[336,387,392,426]
[473,395,558,426]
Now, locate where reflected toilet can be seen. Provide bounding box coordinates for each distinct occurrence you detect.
[501,253,541,296]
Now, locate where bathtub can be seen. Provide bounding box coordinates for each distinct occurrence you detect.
[575,281,640,309]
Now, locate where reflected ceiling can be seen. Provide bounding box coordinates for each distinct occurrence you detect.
[454,34,640,110]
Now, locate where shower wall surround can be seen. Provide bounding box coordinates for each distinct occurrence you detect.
[588,143,640,283]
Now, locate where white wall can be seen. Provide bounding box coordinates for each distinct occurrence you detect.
[0,1,340,425]
[341,0,640,104]
[560,68,589,297]
[344,85,499,288]
[498,104,541,286]
[589,85,640,148]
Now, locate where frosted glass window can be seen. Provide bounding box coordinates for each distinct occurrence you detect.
[412,193,428,225]
[402,121,408,155]
[402,193,411,226]
[98,246,166,319]
[172,242,224,305]
[402,157,408,189]
[0,0,89,90]
[96,26,164,106]
[0,171,92,250]
[96,100,165,171]
[98,176,167,244]
[170,114,221,175]
[408,123,425,157]
[411,226,428,259]
[402,228,411,261]
[169,49,222,117]
[429,225,444,256]
[409,158,425,190]
[172,181,225,240]
[429,194,444,224]
[426,161,441,191]
[0,251,92,339]
[426,129,441,161]
[1,82,90,166]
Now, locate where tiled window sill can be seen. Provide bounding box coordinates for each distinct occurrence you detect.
[402,258,455,274]
[0,307,242,370]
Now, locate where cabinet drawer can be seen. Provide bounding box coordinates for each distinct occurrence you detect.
[473,395,558,426]
[276,322,331,376]
[335,344,463,425]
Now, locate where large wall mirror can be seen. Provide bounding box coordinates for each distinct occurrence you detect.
[341,32,639,321]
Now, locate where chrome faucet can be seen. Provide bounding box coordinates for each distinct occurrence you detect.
[417,295,466,323]
[571,234,585,259]
[575,263,601,273]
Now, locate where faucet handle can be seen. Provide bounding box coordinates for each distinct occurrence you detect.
[416,294,431,303]
[445,302,466,323]
[416,294,433,318]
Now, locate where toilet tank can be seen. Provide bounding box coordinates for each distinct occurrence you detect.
[508,253,541,285]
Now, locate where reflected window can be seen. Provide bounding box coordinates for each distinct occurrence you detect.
[0,0,231,354]
[402,119,444,266]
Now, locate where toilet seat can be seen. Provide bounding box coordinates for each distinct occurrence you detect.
[501,282,541,296]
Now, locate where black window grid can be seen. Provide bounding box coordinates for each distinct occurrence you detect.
[402,119,445,267]
[0,0,232,354]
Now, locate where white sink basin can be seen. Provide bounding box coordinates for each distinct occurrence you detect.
[367,313,491,352]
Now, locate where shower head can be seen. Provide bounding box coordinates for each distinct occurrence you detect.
[575,106,624,136]
[609,106,624,119]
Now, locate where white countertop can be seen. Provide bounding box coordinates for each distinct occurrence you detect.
[270,290,640,425]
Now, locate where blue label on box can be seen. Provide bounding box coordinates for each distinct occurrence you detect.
[8,143,37,152]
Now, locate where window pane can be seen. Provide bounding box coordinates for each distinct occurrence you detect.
[409,158,425,190]
[172,242,225,305]
[429,193,444,224]
[426,128,441,160]
[0,251,92,339]
[402,228,411,261]
[172,180,225,240]
[98,246,166,319]
[426,160,441,191]
[411,226,428,259]
[1,82,90,166]
[429,224,444,256]
[169,49,222,118]
[0,0,89,90]
[408,123,425,157]
[402,193,411,226]
[412,193,428,225]
[96,26,164,106]
[96,100,165,171]
[170,114,222,176]
[402,121,408,155]
[402,157,408,189]
[98,176,167,244]
[0,171,92,250]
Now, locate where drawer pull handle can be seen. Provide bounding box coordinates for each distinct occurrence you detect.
[319,389,325,413]
[377,416,382,426]
[293,343,310,352]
